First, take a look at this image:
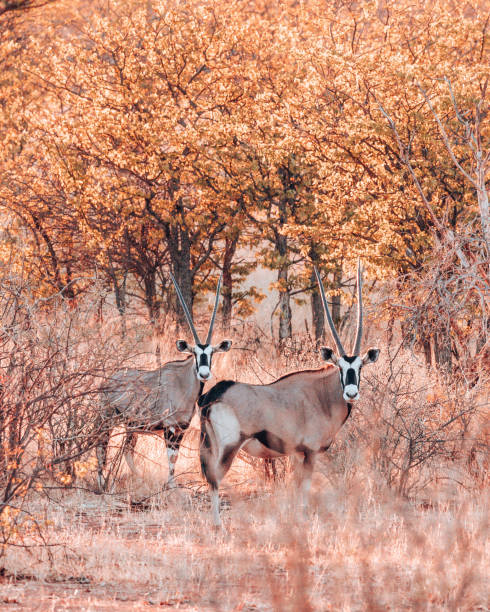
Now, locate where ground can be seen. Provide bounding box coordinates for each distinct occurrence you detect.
[1,431,488,611]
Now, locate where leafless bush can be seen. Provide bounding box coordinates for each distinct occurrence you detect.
[0,275,123,554]
[343,347,487,498]
[385,232,489,379]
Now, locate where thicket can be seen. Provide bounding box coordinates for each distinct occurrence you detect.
[0,0,488,557]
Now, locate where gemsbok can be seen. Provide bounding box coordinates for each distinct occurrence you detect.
[96,274,232,491]
[198,261,379,526]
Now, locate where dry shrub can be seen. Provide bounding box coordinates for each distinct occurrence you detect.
[385,233,489,380]
[1,470,488,611]
[322,347,488,500]
[0,275,128,554]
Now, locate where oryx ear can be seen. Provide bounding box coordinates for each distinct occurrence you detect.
[320,347,337,363]
[213,340,232,353]
[176,340,192,353]
[362,348,380,364]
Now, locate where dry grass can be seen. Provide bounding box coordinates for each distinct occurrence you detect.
[1,456,488,611]
[1,328,488,611]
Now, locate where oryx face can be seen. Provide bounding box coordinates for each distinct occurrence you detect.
[177,340,232,382]
[321,348,379,401]
[315,261,380,403]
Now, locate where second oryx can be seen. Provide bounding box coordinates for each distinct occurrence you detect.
[198,261,379,526]
[96,273,231,491]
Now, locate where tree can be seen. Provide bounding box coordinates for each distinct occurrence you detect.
[282,0,489,364]
[11,0,252,323]
[0,0,56,16]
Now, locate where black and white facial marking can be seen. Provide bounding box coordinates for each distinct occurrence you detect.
[321,347,379,402]
[176,340,232,382]
[337,356,362,401]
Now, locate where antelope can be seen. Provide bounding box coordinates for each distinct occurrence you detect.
[96,274,232,491]
[198,261,379,526]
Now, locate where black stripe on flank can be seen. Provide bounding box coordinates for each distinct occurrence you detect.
[295,443,311,454]
[253,430,286,454]
[198,380,236,409]
[221,443,240,472]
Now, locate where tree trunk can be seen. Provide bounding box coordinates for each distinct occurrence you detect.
[143,269,159,324]
[310,268,324,342]
[434,329,452,374]
[144,191,195,332]
[308,246,325,343]
[107,255,127,336]
[108,263,127,318]
[0,384,5,472]
[475,317,490,357]
[167,223,194,333]
[331,265,342,329]
[423,337,432,368]
[277,266,292,344]
[222,232,239,332]
[274,224,291,344]
[115,271,127,318]
[476,171,490,255]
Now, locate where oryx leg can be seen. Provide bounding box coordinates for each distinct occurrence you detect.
[162,424,188,487]
[96,427,111,492]
[296,449,316,512]
[200,403,242,528]
[122,430,139,477]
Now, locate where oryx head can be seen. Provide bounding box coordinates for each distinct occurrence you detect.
[170,272,232,382]
[314,261,379,401]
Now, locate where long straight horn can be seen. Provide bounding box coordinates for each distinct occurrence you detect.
[314,266,346,356]
[205,273,222,344]
[352,259,363,355]
[170,272,201,345]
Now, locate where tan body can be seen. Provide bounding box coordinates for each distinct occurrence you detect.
[198,261,379,527]
[100,356,200,429]
[200,366,351,526]
[199,262,378,526]
[96,356,201,491]
[233,367,347,454]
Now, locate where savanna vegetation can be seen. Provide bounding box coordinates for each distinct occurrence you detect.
[0,0,488,609]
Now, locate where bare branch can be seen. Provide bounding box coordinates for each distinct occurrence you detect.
[417,82,480,190]
[375,94,470,269]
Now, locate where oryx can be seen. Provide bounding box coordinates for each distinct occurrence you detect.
[198,261,379,526]
[96,274,232,491]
